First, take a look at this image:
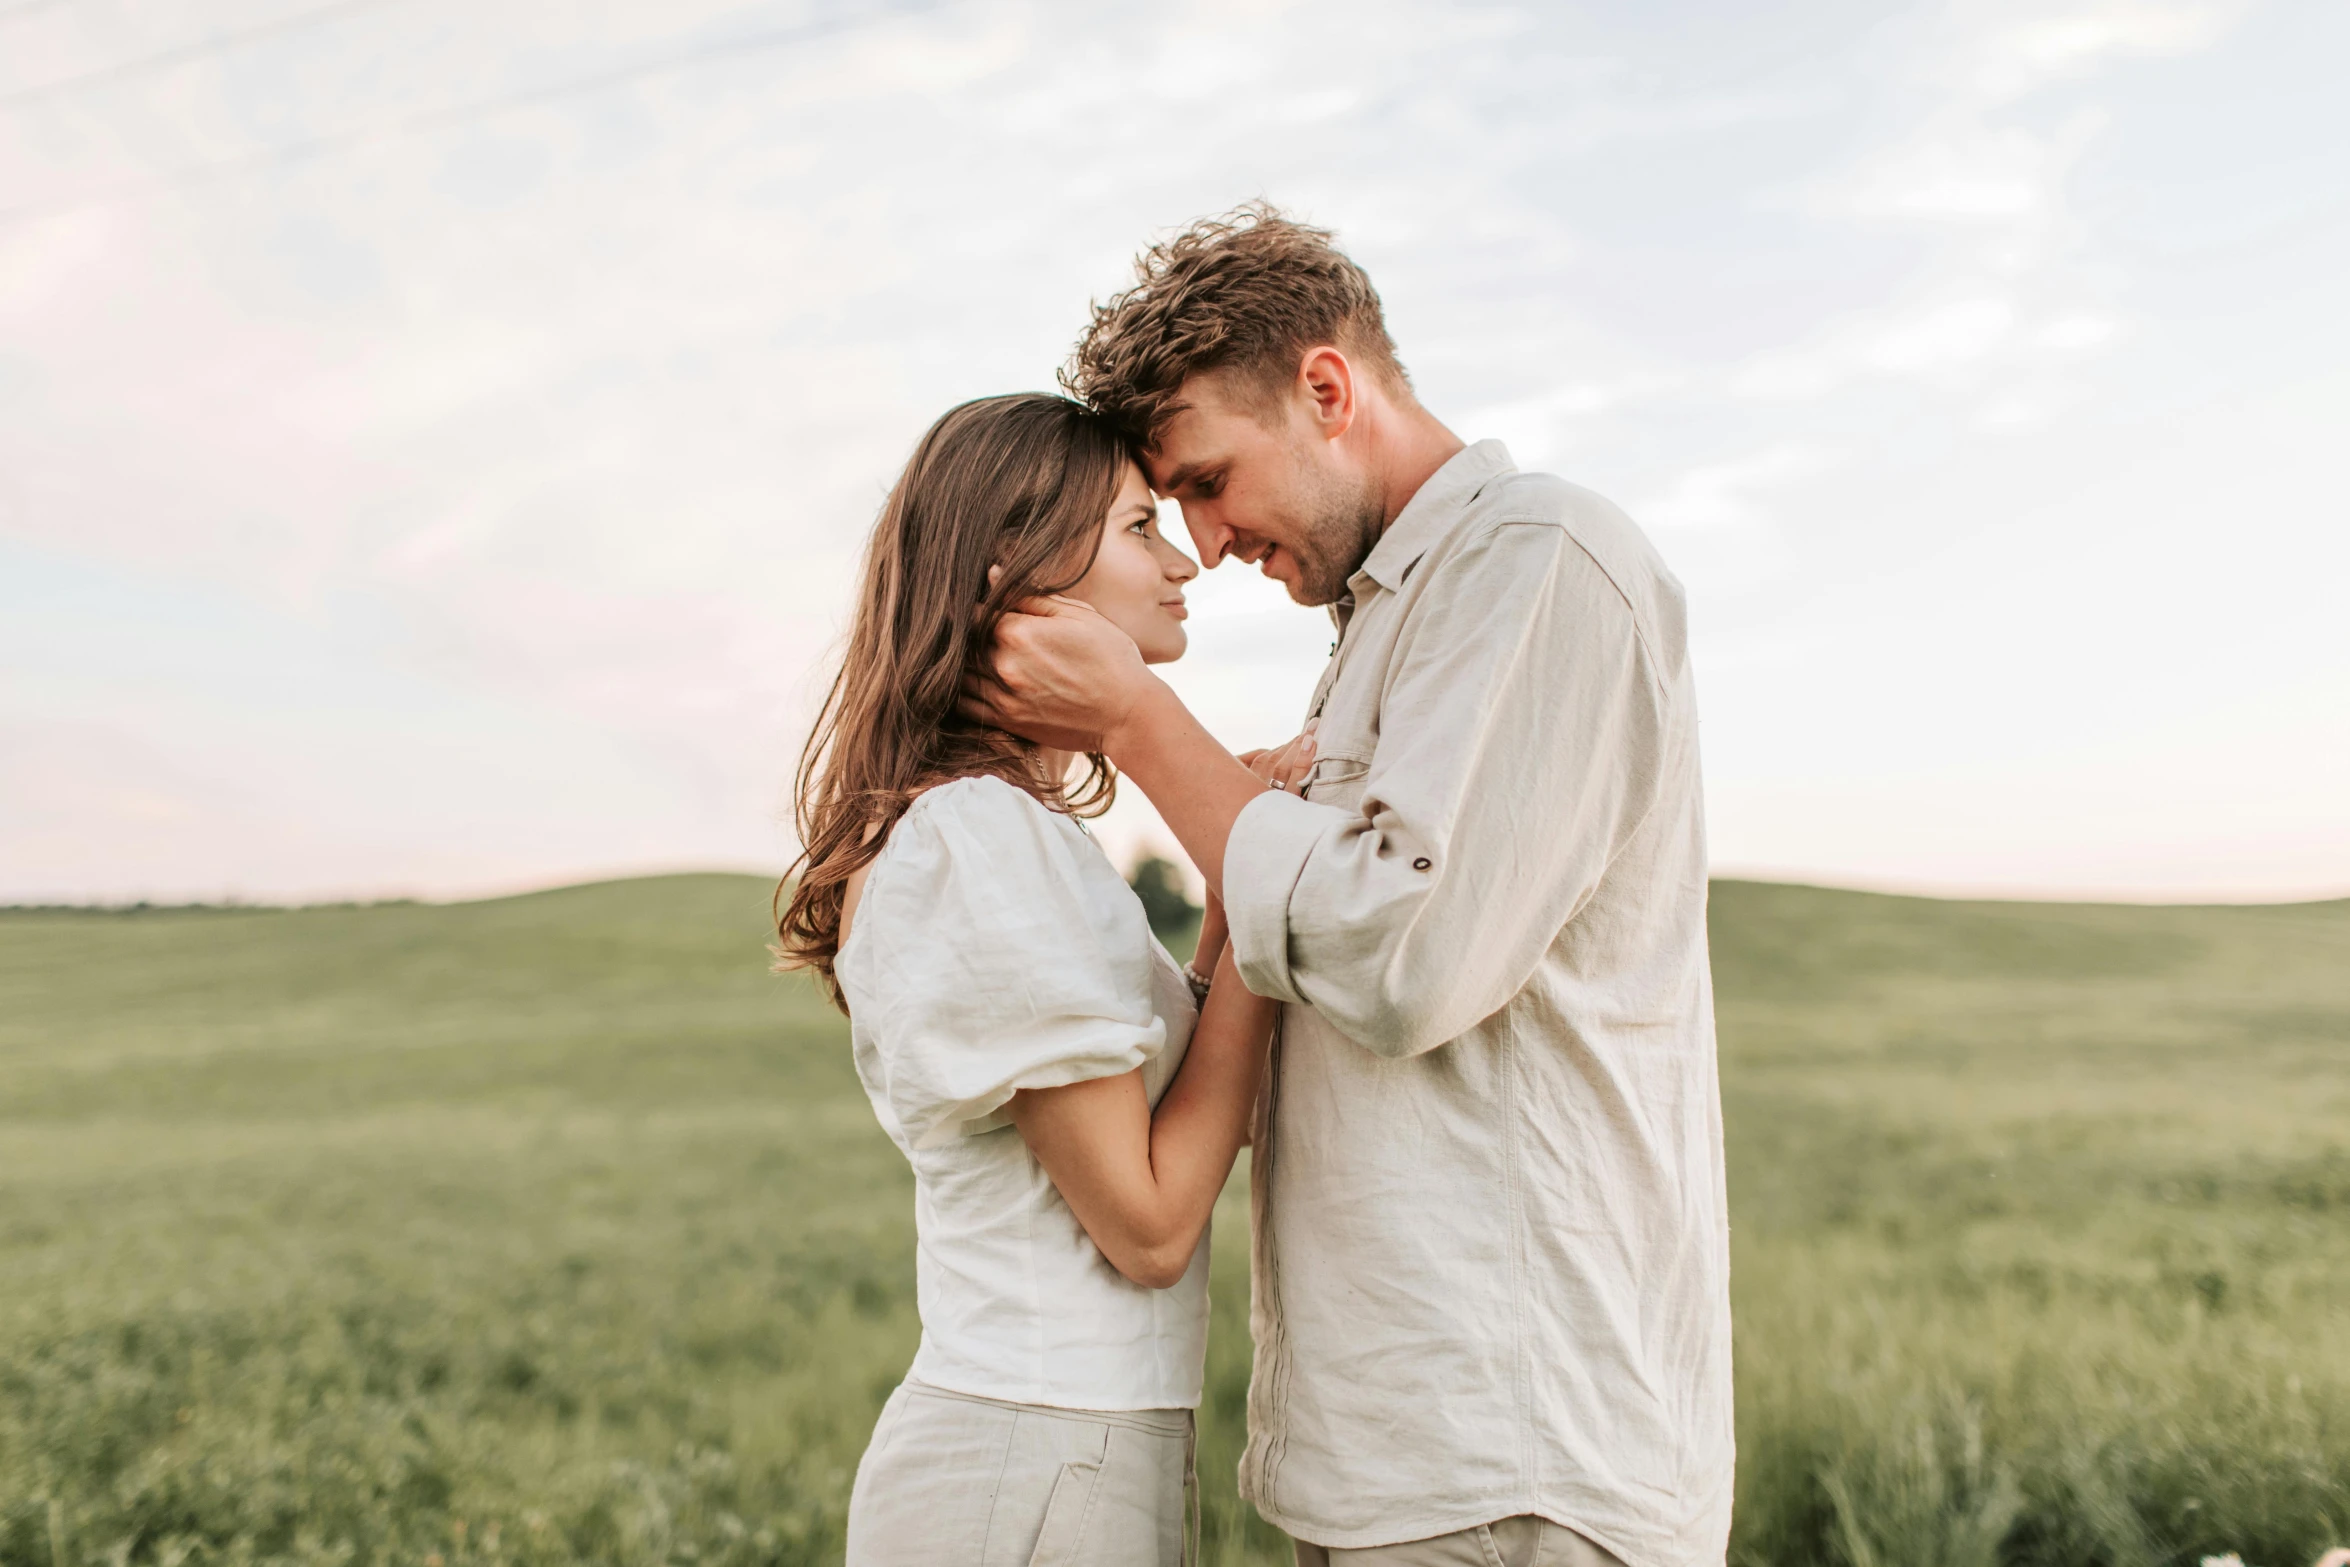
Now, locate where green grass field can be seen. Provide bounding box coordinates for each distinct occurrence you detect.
[2,876,2345,1567]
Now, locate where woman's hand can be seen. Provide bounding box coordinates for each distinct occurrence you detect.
[1239,719,1318,794]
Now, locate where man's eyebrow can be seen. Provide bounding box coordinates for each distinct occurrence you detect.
[1157,460,1208,494]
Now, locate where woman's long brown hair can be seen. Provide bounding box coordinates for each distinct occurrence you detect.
[775,393,1131,1010]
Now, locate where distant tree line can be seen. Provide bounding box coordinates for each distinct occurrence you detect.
[1126,855,1200,939]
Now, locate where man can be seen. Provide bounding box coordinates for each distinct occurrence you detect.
[966,206,1733,1567]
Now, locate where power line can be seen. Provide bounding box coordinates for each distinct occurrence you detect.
[0,0,402,112]
[0,2,951,230]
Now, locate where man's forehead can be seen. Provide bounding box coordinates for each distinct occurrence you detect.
[1142,384,1247,491]
[1141,414,1206,492]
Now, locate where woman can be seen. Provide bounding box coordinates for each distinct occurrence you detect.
[775,393,1280,1565]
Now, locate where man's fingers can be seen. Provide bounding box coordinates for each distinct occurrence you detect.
[959,671,1016,718]
[1000,592,1087,619]
[961,669,1012,702]
[956,675,999,718]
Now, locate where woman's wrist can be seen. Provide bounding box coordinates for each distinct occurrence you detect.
[1190,889,1229,968]
[1181,930,1242,1004]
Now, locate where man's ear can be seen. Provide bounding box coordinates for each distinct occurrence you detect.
[1296,345,1358,441]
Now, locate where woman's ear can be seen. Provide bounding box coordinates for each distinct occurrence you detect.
[986,564,1004,592]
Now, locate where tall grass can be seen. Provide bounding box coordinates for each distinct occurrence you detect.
[1,877,2344,1565]
[1713,883,2350,1567]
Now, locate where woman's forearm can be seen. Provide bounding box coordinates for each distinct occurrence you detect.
[1129,944,1273,1273]
[1192,891,1229,974]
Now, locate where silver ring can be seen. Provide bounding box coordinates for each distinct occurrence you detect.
[1271,778,1286,791]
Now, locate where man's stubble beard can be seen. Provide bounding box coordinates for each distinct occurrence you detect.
[1282,462,1385,608]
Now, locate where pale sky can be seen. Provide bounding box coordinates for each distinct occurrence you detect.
[3,0,2345,905]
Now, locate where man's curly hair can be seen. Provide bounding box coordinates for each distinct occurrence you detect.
[1061,202,1411,445]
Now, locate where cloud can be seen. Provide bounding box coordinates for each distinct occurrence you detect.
[1962,0,2243,98]
[0,208,114,316]
[1634,445,1835,602]
[1459,375,1680,470]
[1728,0,2243,410]
[1865,294,2018,372]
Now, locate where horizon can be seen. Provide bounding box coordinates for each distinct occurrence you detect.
[10,862,2345,916]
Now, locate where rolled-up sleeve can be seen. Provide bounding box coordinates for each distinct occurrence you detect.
[1223,787,1327,1005]
[1224,520,1670,1059]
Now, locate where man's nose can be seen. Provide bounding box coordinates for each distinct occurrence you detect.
[1181,507,1234,567]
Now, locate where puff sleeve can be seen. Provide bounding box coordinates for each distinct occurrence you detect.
[845,776,1168,1151]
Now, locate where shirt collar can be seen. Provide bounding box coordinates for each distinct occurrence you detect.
[1351,439,1516,597]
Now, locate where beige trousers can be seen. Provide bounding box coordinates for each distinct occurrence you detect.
[845,1379,1195,1566]
[1294,1516,1627,1567]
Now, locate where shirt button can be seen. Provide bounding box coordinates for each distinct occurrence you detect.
[1412,857,1432,872]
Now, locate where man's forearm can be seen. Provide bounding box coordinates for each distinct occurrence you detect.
[1106,678,1267,900]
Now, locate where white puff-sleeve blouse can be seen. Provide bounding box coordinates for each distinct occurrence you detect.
[834,774,1208,1411]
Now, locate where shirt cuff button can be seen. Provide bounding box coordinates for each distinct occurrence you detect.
[1412,857,1432,871]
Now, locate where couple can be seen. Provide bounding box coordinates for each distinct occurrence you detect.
[776,207,1733,1567]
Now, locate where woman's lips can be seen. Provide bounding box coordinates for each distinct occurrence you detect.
[1161,600,1189,619]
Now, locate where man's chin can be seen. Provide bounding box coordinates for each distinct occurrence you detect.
[1246,546,1341,607]
[1256,554,1303,601]
[1268,558,1343,608]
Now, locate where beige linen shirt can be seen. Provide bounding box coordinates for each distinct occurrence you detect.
[1224,441,1733,1566]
